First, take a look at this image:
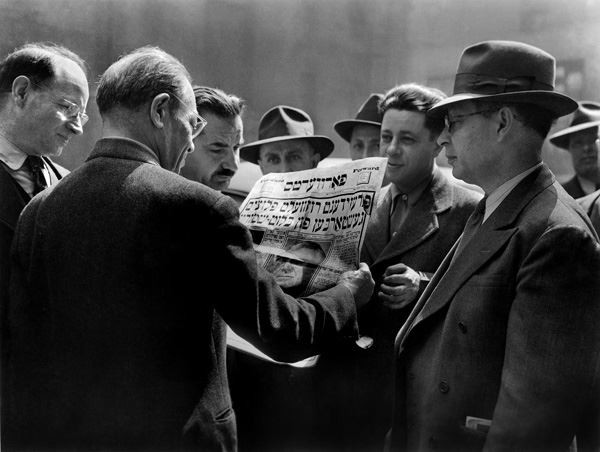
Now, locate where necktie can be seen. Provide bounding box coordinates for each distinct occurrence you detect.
[389,193,408,239]
[26,155,48,196]
[452,196,487,261]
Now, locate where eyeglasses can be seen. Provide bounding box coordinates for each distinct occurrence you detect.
[169,93,207,139]
[444,109,499,134]
[54,98,89,126]
[27,79,89,127]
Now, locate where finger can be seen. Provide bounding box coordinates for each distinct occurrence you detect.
[381,297,413,310]
[379,283,407,296]
[382,274,411,285]
[383,263,407,277]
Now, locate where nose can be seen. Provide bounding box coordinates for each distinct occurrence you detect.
[384,138,402,157]
[66,118,84,135]
[437,126,450,147]
[223,149,239,173]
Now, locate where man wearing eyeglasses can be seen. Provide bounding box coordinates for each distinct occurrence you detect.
[388,41,600,452]
[0,42,88,310]
[4,46,374,451]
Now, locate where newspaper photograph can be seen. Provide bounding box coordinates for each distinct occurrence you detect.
[240,157,387,297]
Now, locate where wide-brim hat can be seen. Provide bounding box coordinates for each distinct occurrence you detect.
[428,40,577,118]
[334,93,383,142]
[549,101,600,149]
[240,105,334,164]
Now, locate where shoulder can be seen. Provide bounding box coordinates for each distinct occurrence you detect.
[578,189,600,214]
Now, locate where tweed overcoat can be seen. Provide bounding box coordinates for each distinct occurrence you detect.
[3,138,359,452]
[390,164,600,452]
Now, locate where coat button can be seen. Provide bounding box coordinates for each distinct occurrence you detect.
[458,322,467,333]
[439,381,449,394]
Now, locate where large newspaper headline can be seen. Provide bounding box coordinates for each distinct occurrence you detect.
[239,157,387,298]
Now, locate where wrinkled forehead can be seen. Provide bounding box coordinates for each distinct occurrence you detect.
[259,139,315,157]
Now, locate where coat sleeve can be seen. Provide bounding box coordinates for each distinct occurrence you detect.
[484,226,600,451]
[207,195,359,363]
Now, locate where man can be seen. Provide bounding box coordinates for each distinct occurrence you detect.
[4,46,374,451]
[548,101,600,198]
[316,84,482,452]
[334,93,383,160]
[269,240,327,296]
[390,40,600,451]
[0,43,89,303]
[180,86,244,191]
[239,104,333,174]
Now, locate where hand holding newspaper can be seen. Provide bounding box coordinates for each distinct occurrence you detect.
[228,157,387,366]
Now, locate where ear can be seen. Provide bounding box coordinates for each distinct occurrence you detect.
[11,76,33,107]
[495,106,514,141]
[150,93,171,129]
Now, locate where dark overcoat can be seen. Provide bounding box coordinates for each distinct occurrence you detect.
[315,167,482,451]
[390,165,600,452]
[3,138,359,452]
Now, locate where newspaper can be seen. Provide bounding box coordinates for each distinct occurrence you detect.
[227,157,387,366]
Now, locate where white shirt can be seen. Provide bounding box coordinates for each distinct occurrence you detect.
[482,162,543,223]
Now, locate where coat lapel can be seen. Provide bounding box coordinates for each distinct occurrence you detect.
[371,167,453,265]
[362,185,392,260]
[396,164,555,349]
[0,164,28,231]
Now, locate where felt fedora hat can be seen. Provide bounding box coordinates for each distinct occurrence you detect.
[428,40,577,118]
[334,93,383,142]
[240,105,334,164]
[549,101,600,149]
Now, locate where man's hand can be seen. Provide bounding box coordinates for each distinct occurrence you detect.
[378,263,420,310]
[338,262,375,310]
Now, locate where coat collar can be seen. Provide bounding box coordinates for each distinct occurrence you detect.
[396,164,554,349]
[86,138,161,167]
[364,166,455,263]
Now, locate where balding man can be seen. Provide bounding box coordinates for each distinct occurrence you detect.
[0,42,89,304]
[4,46,373,451]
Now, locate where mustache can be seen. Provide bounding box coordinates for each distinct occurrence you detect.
[215,169,236,178]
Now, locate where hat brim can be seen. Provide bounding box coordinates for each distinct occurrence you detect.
[334,119,381,142]
[240,135,334,164]
[427,91,578,118]
[549,120,600,149]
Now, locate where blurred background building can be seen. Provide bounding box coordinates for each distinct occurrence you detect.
[1,0,599,181]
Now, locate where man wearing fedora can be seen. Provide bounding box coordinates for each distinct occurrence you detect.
[239,105,333,174]
[548,101,600,199]
[389,41,600,451]
[334,93,383,161]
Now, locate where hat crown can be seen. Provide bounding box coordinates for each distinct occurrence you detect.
[453,40,556,96]
[569,101,600,126]
[354,93,383,122]
[258,106,315,141]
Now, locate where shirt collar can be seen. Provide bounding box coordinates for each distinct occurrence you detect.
[0,132,28,170]
[483,162,542,222]
[389,172,432,207]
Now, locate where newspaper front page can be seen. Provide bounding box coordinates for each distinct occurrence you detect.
[227,157,387,366]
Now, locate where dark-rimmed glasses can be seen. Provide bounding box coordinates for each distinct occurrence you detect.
[444,109,499,134]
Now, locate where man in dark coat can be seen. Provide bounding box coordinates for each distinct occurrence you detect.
[315,83,481,451]
[390,40,600,452]
[4,46,374,452]
[0,43,89,305]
